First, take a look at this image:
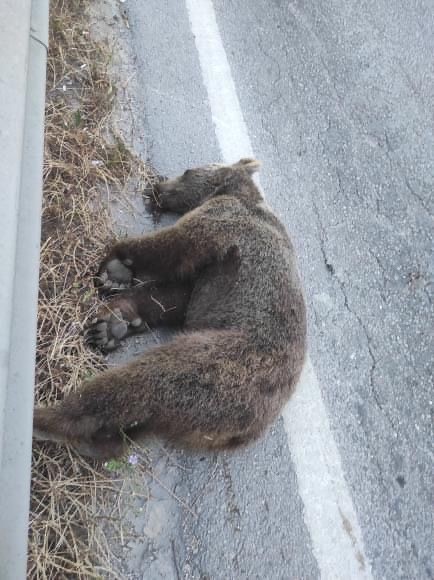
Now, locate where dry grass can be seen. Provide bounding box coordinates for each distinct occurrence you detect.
[29,0,154,576]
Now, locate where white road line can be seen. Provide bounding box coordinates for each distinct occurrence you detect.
[185,1,373,578]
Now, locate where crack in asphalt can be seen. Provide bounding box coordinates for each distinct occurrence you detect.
[311,198,400,435]
[383,131,432,216]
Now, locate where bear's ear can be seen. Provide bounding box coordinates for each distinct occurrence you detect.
[233,158,261,175]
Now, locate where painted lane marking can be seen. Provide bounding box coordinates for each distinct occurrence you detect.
[185,0,373,577]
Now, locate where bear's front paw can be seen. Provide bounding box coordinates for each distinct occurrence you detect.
[96,258,134,293]
[85,304,144,351]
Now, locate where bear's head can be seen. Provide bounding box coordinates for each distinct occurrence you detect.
[154,158,262,212]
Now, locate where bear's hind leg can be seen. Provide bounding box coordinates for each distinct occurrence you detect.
[33,405,127,459]
[34,329,259,459]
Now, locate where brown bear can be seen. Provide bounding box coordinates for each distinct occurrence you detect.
[33,158,307,459]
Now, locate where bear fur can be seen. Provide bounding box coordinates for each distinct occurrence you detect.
[33,159,307,459]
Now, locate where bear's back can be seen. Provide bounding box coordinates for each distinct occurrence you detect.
[185,196,306,355]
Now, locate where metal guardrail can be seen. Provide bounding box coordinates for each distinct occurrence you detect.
[0,0,48,577]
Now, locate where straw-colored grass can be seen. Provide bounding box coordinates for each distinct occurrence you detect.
[29,0,154,576]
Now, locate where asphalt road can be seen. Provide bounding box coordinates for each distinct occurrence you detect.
[105,0,433,578]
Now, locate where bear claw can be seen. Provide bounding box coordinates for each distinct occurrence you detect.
[97,258,133,293]
[85,307,143,351]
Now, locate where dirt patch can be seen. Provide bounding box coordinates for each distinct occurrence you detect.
[30,0,156,576]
